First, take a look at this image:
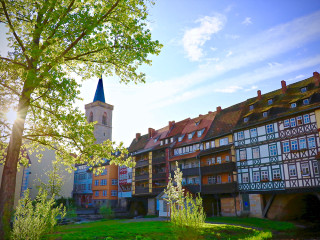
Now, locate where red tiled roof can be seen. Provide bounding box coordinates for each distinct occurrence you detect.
[144,126,169,149]
[169,151,199,162]
[165,118,190,138]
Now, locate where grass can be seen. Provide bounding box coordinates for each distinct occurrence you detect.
[45,219,272,240]
[206,216,296,231]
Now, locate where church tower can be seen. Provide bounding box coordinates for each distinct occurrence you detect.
[85,77,113,143]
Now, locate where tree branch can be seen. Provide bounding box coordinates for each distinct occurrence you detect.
[0,81,20,95]
[0,57,27,68]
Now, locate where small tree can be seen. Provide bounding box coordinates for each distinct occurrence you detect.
[11,188,66,240]
[164,162,206,239]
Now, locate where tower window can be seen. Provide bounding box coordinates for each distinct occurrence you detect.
[89,112,93,123]
[102,112,107,125]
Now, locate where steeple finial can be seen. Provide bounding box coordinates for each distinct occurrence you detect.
[93,77,106,103]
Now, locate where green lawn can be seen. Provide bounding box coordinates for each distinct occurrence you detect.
[206,216,296,231]
[45,219,272,240]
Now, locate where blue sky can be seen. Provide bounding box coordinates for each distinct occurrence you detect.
[81,0,320,146]
[2,1,320,147]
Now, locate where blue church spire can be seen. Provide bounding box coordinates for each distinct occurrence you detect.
[93,76,106,103]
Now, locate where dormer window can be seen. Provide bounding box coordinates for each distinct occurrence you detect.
[165,139,168,144]
[291,103,296,108]
[244,117,248,123]
[249,105,254,111]
[160,140,163,146]
[301,87,307,93]
[154,137,159,143]
[170,137,174,143]
[188,132,194,139]
[197,129,205,137]
[303,98,309,105]
[263,111,268,118]
[195,121,200,126]
[178,135,184,142]
[268,99,273,105]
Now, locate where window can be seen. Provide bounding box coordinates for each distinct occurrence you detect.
[102,112,107,125]
[303,98,309,105]
[207,158,213,165]
[291,103,297,108]
[252,147,260,159]
[268,99,273,105]
[290,118,296,127]
[217,175,222,184]
[261,171,269,180]
[205,142,210,149]
[301,87,307,93]
[100,179,107,186]
[174,149,179,155]
[112,179,118,185]
[111,190,117,196]
[165,139,168,144]
[89,112,93,123]
[197,129,205,137]
[240,149,247,160]
[217,157,222,164]
[284,119,290,128]
[188,132,194,139]
[263,111,268,118]
[208,176,216,184]
[219,137,229,146]
[94,180,99,186]
[297,116,303,125]
[163,202,168,212]
[170,137,174,143]
[291,140,298,151]
[178,135,184,142]
[101,169,107,175]
[289,165,297,176]
[225,156,230,162]
[238,131,244,140]
[249,104,254,111]
[160,140,163,146]
[301,163,310,176]
[211,141,215,148]
[272,169,281,179]
[88,184,92,190]
[95,191,99,197]
[266,124,274,134]
[282,142,290,153]
[299,138,307,149]
[244,117,248,123]
[308,137,316,148]
[250,128,257,137]
[242,173,249,183]
[88,173,92,179]
[269,144,277,156]
[103,190,107,196]
[303,114,310,124]
[228,174,232,182]
[253,172,260,182]
[313,162,319,174]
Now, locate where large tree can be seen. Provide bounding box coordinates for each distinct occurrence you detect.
[0,0,161,237]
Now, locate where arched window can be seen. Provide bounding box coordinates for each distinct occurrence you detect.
[102,112,107,125]
[89,112,93,123]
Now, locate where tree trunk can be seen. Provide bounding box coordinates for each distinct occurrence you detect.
[0,91,30,240]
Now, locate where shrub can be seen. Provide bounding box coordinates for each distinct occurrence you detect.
[11,188,66,240]
[99,205,114,219]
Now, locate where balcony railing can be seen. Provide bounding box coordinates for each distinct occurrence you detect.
[153,172,166,179]
[199,144,232,156]
[171,167,199,178]
[184,184,200,193]
[152,156,166,164]
[135,159,149,168]
[201,182,237,194]
[135,173,149,181]
[152,187,165,195]
[201,162,236,175]
[135,187,149,195]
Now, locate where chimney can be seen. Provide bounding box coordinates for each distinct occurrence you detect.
[257,90,262,100]
[314,72,320,87]
[148,128,155,138]
[281,80,287,94]
[136,133,141,141]
[216,106,221,113]
[208,111,212,114]
[169,121,175,130]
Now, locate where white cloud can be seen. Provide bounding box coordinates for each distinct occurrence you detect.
[242,17,252,25]
[210,47,217,51]
[225,34,240,40]
[268,62,282,68]
[226,51,233,57]
[286,74,306,82]
[182,14,226,61]
[245,86,258,92]
[214,85,242,93]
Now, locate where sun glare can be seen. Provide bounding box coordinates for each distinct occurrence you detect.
[6,109,18,124]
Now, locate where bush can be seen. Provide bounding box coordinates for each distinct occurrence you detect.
[99,205,114,219]
[11,188,66,240]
